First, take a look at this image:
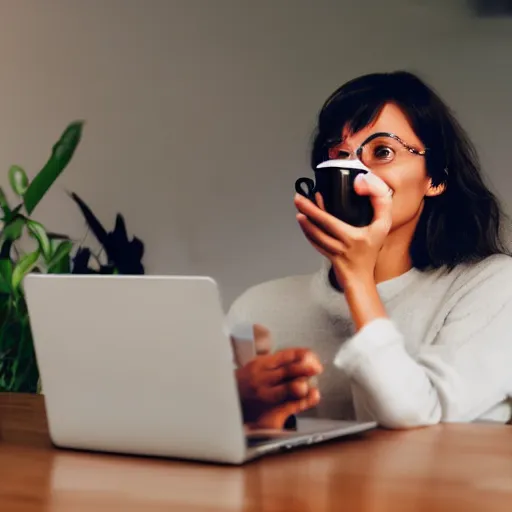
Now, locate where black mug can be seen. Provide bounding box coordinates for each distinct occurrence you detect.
[295,159,374,227]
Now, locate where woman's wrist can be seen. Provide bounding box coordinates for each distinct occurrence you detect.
[343,274,388,330]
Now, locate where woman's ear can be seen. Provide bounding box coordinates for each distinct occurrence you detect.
[425,178,446,197]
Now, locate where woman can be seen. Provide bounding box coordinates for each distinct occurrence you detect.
[229,70,512,430]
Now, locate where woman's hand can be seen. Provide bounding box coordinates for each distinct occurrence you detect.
[293,172,393,288]
[245,388,321,430]
[236,347,323,429]
[294,172,393,330]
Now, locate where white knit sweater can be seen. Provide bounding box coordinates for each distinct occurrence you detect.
[227,254,512,428]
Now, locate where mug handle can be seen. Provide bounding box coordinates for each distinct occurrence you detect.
[295,177,316,200]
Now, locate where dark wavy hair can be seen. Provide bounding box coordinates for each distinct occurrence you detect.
[311,70,510,270]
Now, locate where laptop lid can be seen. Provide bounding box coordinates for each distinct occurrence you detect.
[24,274,247,464]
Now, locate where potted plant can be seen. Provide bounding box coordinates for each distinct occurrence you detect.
[0,122,144,393]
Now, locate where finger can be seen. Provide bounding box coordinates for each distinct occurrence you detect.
[304,387,321,408]
[354,173,393,230]
[262,366,289,386]
[294,193,358,242]
[315,192,326,211]
[297,213,345,254]
[264,355,323,386]
[261,377,310,403]
[280,387,321,417]
[286,378,311,400]
[370,192,393,233]
[255,388,321,429]
[265,348,311,370]
[303,231,332,259]
[353,171,391,197]
[263,350,323,386]
[296,350,323,375]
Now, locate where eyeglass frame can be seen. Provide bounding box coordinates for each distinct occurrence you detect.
[327,131,428,162]
[324,130,449,178]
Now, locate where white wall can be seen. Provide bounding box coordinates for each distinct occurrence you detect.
[0,0,511,307]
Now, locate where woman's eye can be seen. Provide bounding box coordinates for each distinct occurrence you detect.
[374,146,395,160]
[329,148,351,159]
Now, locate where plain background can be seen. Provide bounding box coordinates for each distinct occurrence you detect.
[0,0,510,307]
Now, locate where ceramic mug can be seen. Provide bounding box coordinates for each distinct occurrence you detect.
[295,159,374,227]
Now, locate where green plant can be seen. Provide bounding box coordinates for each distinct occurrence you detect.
[0,122,145,393]
[69,192,144,275]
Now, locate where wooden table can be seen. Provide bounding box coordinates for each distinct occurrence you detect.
[1,394,512,511]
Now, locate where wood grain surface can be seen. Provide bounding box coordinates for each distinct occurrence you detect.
[1,393,511,511]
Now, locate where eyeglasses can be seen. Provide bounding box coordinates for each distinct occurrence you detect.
[327,132,428,169]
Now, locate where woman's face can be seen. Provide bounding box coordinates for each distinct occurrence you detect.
[327,103,443,232]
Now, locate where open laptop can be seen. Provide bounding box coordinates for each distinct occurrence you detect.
[23,274,376,465]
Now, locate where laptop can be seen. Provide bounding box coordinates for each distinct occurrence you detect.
[23,274,377,464]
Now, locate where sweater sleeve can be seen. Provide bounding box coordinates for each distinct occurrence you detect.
[333,265,512,429]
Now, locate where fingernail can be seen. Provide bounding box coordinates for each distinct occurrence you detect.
[308,376,318,388]
[296,380,309,397]
[299,398,309,411]
[302,352,316,368]
[310,388,321,404]
[362,172,379,184]
[303,352,323,373]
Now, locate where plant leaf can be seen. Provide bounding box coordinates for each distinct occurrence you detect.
[23,121,84,215]
[113,214,129,243]
[49,234,72,257]
[26,220,52,261]
[47,231,71,241]
[0,240,12,259]
[4,204,23,223]
[0,258,13,294]
[48,256,71,274]
[99,264,116,274]
[2,216,26,242]
[8,165,29,196]
[48,240,73,264]
[69,192,109,248]
[12,249,40,290]
[47,240,73,274]
[131,236,145,260]
[10,316,39,393]
[71,247,93,274]
[0,187,11,218]
[104,214,145,274]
